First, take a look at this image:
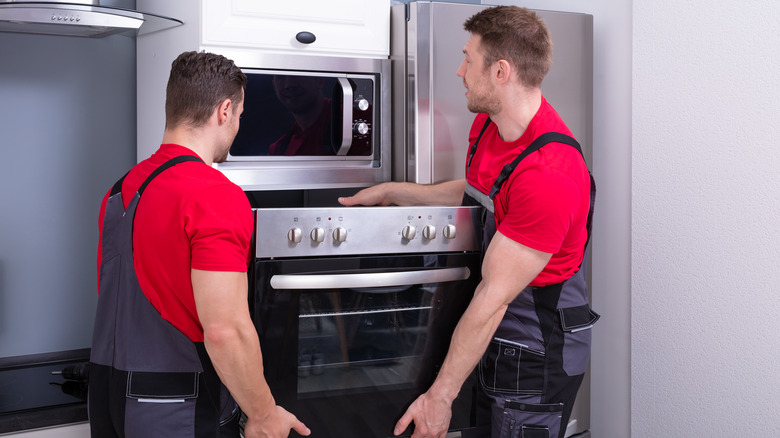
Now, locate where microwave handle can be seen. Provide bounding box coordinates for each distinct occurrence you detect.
[270,267,471,290]
[334,77,353,156]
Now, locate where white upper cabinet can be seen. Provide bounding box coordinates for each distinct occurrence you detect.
[200,0,389,57]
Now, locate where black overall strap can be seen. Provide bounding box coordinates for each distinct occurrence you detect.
[465,116,493,178]
[109,155,203,198]
[139,155,204,195]
[488,132,583,199]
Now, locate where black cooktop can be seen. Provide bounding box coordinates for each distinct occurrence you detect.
[0,360,87,415]
[0,353,89,434]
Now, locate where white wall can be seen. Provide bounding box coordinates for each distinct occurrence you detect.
[632,0,780,436]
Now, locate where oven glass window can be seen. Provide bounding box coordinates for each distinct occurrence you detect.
[229,71,375,158]
[297,285,432,396]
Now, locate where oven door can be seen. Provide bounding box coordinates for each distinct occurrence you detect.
[253,252,480,437]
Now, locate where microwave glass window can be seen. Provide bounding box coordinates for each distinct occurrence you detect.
[230,73,375,158]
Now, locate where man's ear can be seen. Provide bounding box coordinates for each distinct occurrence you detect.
[216,98,232,125]
[494,59,512,85]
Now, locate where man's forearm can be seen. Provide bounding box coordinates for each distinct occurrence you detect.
[427,288,507,403]
[203,320,275,419]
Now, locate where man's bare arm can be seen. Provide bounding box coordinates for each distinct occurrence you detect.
[192,269,310,438]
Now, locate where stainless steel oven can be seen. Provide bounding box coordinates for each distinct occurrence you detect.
[211,52,391,191]
[251,206,481,437]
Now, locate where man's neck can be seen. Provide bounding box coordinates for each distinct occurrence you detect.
[490,89,543,143]
[161,127,212,166]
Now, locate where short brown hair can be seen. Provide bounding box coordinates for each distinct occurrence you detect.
[464,6,552,88]
[165,51,247,129]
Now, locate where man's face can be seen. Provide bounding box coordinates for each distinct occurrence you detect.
[214,90,244,164]
[456,34,501,115]
[272,75,324,114]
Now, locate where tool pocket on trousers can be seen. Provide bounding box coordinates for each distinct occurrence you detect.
[559,304,600,376]
[124,372,199,437]
[479,337,545,395]
[496,400,564,438]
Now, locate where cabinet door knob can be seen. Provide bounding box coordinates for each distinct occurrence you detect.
[295,31,316,44]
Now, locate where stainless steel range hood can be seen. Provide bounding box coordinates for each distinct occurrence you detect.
[0,0,182,38]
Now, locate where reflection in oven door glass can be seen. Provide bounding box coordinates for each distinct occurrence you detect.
[296,285,433,396]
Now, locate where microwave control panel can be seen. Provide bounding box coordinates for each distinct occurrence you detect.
[255,206,480,258]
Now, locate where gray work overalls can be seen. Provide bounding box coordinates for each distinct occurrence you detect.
[88,156,241,438]
[462,119,599,438]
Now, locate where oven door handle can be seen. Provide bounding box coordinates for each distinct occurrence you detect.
[334,77,354,156]
[269,267,471,290]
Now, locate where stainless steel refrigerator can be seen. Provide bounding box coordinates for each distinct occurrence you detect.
[391,2,594,437]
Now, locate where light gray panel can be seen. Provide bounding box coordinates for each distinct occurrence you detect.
[0,31,136,358]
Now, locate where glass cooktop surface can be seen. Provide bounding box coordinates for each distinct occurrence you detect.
[0,360,87,415]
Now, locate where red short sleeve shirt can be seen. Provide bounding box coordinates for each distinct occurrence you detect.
[465,98,591,286]
[97,144,253,341]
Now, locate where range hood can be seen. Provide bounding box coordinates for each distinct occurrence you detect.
[0,0,182,38]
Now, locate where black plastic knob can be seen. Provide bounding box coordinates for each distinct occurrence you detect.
[295,31,316,44]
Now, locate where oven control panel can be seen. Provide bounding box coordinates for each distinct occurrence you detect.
[254,206,480,258]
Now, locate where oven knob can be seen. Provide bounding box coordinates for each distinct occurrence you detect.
[443,224,457,239]
[402,225,416,240]
[354,122,369,135]
[333,227,348,242]
[422,225,436,240]
[356,98,370,112]
[310,227,325,243]
[287,227,303,244]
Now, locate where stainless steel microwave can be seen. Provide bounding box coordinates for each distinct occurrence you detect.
[212,52,391,191]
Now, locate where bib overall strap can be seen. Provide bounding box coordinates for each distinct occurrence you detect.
[109,155,203,198]
[465,116,493,178]
[488,132,583,199]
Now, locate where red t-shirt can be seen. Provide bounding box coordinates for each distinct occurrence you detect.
[465,97,590,286]
[97,144,253,341]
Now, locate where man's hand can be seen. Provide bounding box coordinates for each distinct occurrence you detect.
[338,182,396,206]
[393,391,453,438]
[244,405,310,438]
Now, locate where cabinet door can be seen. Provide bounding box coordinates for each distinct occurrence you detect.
[201,0,389,57]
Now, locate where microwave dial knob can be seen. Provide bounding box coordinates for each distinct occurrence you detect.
[402,225,416,240]
[310,227,325,243]
[356,98,370,112]
[333,227,348,242]
[422,225,436,240]
[354,122,369,136]
[443,224,457,239]
[287,227,303,244]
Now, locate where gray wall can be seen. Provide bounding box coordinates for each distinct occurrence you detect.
[0,31,136,358]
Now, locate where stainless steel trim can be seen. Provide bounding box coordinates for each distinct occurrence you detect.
[270,266,471,290]
[0,1,181,38]
[335,77,353,156]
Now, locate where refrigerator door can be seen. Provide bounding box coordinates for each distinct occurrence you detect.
[392,2,593,185]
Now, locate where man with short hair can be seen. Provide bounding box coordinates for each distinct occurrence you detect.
[89,50,310,438]
[339,7,597,438]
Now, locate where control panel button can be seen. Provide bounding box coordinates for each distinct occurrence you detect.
[422,225,436,240]
[287,227,303,243]
[356,98,370,111]
[443,224,457,239]
[310,227,325,243]
[354,122,369,135]
[402,225,416,240]
[333,227,348,242]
